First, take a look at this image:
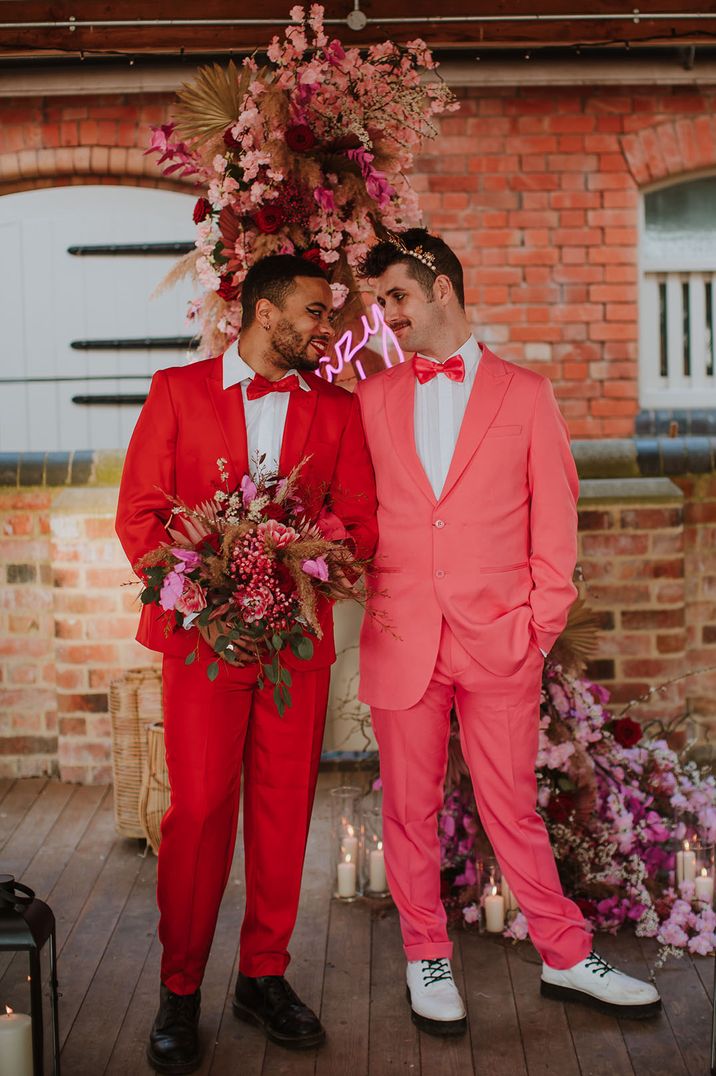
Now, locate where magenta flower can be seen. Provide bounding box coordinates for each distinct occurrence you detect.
[314,186,335,212]
[240,474,258,506]
[159,570,185,611]
[171,548,201,569]
[302,556,329,581]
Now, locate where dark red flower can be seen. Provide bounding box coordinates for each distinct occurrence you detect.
[574,897,598,919]
[263,501,288,523]
[545,792,576,824]
[285,124,317,153]
[254,205,285,234]
[301,247,328,271]
[193,197,211,224]
[275,561,297,595]
[223,126,241,150]
[217,275,240,302]
[611,717,643,748]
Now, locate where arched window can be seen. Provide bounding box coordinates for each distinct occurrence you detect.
[640,175,716,409]
[0,185,196,452]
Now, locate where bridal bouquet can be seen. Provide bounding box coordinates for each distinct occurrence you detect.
[134,457,364,715]
[145,3,457,354]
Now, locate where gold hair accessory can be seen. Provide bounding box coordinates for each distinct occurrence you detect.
[384,229,437,273]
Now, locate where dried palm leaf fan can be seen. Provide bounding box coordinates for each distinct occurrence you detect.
[549,595,600,673]
[174,60,252,146]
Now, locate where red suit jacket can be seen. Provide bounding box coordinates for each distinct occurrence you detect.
[115,354,378,668]
[355,347,579,710]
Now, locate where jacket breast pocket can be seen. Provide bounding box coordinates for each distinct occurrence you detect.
[486,424,522,437]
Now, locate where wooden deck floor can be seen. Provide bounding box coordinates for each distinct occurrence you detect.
[0,774,713,1076]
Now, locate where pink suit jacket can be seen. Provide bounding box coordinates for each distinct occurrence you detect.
[354,347,579,710]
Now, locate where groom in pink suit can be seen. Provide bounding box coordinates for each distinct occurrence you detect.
[355,229,660,1034]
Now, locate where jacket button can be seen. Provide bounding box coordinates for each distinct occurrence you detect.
[435,569,445,578]
[434,519,445,528]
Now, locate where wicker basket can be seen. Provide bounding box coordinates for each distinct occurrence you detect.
[109,667,163,839]
[138,722,171,855]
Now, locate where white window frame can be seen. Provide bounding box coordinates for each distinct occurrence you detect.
[639,172,716,410]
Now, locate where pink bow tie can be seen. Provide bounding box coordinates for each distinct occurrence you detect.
[414,354,465,385]
[246,373,301,401]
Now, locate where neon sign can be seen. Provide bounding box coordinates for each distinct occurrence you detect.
[317,303,405,382]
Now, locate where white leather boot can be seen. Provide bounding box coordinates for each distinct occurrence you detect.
[405,958,467,1036]
[541,950,661,1018]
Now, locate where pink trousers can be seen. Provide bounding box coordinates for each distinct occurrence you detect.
[371,619,592,970]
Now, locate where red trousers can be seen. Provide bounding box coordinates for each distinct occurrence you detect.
[158,646,330,994]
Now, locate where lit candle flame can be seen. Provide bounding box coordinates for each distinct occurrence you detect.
[491,885,497,897]
[5,1005,13,1015]
[684,839,690,851]
[701,867,708,878]
[345,855,352,865]
[378,841,383,851]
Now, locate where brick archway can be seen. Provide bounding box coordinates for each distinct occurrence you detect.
[620,116,716,186]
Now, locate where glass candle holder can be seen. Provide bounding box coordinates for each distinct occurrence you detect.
[360,797,389,897]
[330,786,362,900]
[481,859,506,933]
[693,841,715,907]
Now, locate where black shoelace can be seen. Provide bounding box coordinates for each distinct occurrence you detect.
[584,951,616,979]
[421,959,453,986]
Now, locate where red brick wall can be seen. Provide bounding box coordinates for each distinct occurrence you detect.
[1,85,715,438]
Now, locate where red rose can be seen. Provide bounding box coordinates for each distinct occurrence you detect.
[254,205,284,234]
[545,792,576,824]
[223,126,241,150]
[574,897,598,919]
[263,501,288,523]
[217,275,240,302]
[285,124,317,153]
[301,247,328,271]
[611,717,643,748]
[192,197,211,224]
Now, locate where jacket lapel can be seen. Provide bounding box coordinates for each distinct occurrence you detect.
[385,358,436,506]
[278,379,320,476]
[205,355,249,485]
[438,347,514,504]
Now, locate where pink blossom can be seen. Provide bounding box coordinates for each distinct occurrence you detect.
[236,584,274,623]
[657,921,689,947]
[504,912,529,941]
[688,932,716,956]
[455,858,477,887]
[240,474,257,506]
[314,186,335,212]
[171,548,201,569]
[302,556,329,581]
[462,903,480,924]
[159,571,185,611]
[440,813,455,837]
[258,519,300,548]
[175,577,207,616]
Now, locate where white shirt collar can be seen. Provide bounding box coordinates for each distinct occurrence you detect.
[223,348,311,392]
[416,334,481,373]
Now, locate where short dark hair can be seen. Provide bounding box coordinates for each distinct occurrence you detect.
[240,254,329,330]
[356,228,465,308]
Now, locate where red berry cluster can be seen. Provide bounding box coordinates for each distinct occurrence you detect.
[228,532,295,632]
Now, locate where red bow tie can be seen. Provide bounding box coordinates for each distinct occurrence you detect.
[246,373,301,401]
[414,354,465,385]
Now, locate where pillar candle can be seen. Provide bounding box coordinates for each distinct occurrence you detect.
[0,1007,32,1076]
[695,868,714,905]
[676,840,697,884]
[340,833,358,862]
[369,843,387,893]
[484,887,505,933]
[337,856,356,898]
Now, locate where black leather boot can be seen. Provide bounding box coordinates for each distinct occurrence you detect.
[233,973,326,1049]
[147,983,201,1074]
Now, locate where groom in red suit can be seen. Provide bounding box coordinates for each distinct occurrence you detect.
[116,254,377,1074]
[355,230,660,1036]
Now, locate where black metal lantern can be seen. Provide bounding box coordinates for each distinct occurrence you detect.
[0,875,60,1076]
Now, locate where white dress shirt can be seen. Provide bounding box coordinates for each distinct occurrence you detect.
[414,334,481,499]
[223,349,310,476]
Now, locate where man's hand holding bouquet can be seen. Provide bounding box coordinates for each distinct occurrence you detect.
[134,456,365,716]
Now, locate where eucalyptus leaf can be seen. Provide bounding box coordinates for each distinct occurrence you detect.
[184,651,197,666]
[207,661,219,682]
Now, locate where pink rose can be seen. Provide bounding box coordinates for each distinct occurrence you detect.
[175,577,207,616]
[301,556,329,581]
[171,548,201,569]
[159,570,185,611]
[258,519,299,548]
[240,474,257,507]
[462,904,480,925]
[236,584,274,623]
[313,186,335,212]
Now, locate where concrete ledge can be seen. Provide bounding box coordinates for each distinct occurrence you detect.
[2,438,716,488]
[579,477,684,506]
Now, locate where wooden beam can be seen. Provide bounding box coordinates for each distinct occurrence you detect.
[1,0,715,57]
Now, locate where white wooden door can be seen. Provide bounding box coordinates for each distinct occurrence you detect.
[0,185,197,451]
